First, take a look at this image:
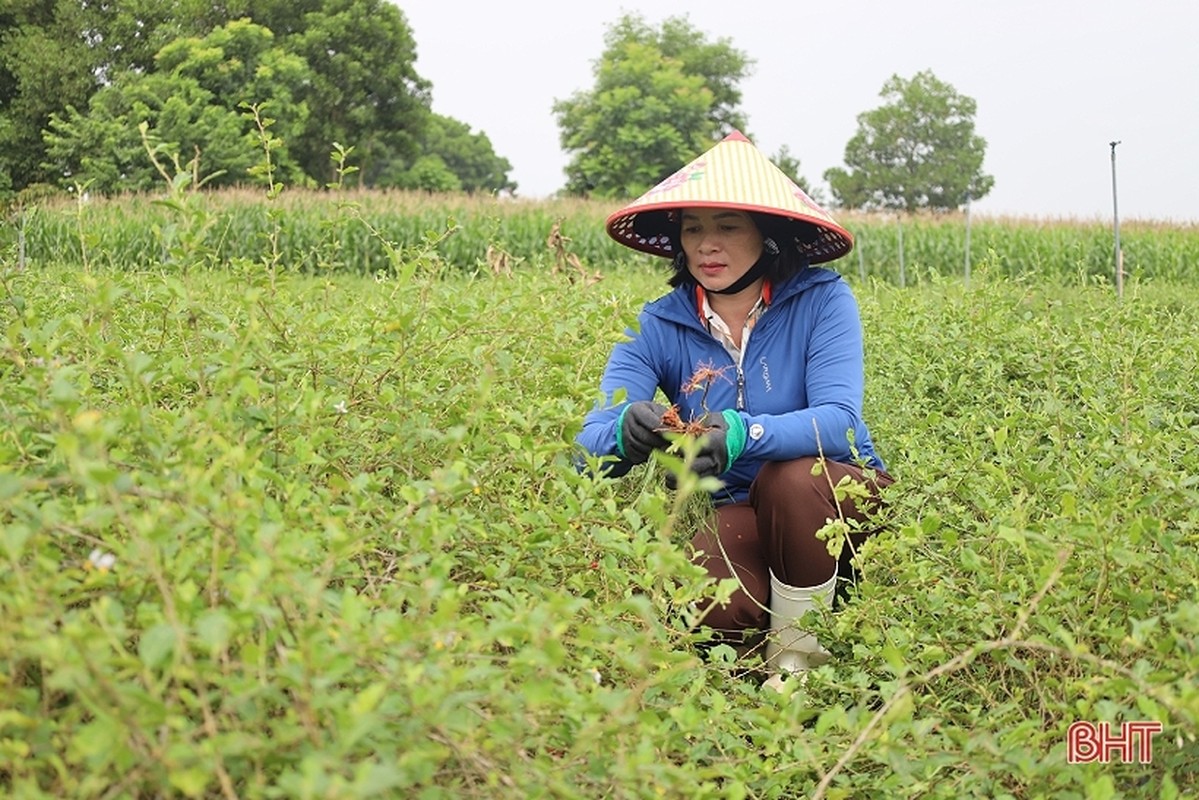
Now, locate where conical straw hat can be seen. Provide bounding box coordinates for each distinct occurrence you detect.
[605,130,853,264]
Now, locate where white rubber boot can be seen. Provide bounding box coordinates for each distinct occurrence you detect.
[762,570,836,692]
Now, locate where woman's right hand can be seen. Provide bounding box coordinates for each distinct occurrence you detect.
[617,401,671,464]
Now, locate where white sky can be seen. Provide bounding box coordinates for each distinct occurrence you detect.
[397,0,1198,222]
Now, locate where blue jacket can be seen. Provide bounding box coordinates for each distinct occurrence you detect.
[577,267,884,505]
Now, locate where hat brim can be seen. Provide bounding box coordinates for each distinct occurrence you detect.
[608,201,853,264]
[604,131,854,264]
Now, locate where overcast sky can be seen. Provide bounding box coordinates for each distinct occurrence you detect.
[398,0,1197,222]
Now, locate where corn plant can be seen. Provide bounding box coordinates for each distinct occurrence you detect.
[17,190,1197,284]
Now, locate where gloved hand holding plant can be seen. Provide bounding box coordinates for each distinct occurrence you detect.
[659,362,748,481]
[617,400,671,464]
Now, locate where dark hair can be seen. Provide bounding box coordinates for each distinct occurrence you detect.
[665,211,817,288]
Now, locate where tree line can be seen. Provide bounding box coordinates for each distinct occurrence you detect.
[1,0,514,197]
[1,5,992,210]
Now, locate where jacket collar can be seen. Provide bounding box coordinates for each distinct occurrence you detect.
[694,280,773,323]
[644,267,841,329]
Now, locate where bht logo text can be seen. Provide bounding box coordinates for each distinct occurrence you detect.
[1067,721,1163,764]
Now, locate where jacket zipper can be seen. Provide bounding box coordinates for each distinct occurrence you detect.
[699,297,776,413]
[736,309,765,412]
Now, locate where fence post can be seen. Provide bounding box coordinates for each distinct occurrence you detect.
[857,231,866,282]
[963,192,972,287]
[897,215,906,288]
[1109,140,1123,299]
[17,209,28,272]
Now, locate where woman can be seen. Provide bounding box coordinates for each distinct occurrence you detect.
[577,131,892,690]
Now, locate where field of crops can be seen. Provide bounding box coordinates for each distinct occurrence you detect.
[1,198,1198,798]
[7,188,1199,284]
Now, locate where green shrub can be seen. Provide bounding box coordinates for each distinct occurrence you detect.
[1,249,1196,797]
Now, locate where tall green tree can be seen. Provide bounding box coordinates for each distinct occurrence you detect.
[553,13,752,198]
[43,20,312,193]
[642,14,750,135]
[2,0,438,195]
[0,0,224,193]
[377,114,516,194]
[284,0,431,185]
[424,115,515,195]
[1,1,103,192]
[825,70,993,212]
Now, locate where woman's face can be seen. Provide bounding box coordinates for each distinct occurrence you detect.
[679,208,764,293]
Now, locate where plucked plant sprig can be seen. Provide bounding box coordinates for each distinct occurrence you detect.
[242,102,286,290]
[138,121,224,271]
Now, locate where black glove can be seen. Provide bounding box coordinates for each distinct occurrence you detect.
[669,410,748,484]
[617,401,670,464]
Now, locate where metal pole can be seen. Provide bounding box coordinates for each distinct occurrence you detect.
[18,207,28,271]
[1110,140,1123,299]
[963,192,972,287]
[857,233,865,282]
[897,215,905,288]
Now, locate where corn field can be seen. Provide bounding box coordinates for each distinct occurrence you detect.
[4,189,1197,283]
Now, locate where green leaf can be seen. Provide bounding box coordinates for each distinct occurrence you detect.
[169,767,211,798]
[1084,774,1116,800]
[138,623,177,670]
[194,611,232,655]
[352,761,406,795]
[2,522,31,561]
[350,682,388,717]
[0,470,22,501]
[881,641,907,674]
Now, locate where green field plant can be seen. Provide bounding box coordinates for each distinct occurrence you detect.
[1,243,1197,796]
[6,188,1199,285]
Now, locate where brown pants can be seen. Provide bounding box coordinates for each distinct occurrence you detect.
[691,457,894,634]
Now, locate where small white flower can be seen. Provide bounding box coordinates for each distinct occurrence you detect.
[86,548,116,573]
[333,401,348,415]
[588,668,602,686]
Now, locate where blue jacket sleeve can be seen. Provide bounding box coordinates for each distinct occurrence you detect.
[575,315,664,477]
[739,281,866,464]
